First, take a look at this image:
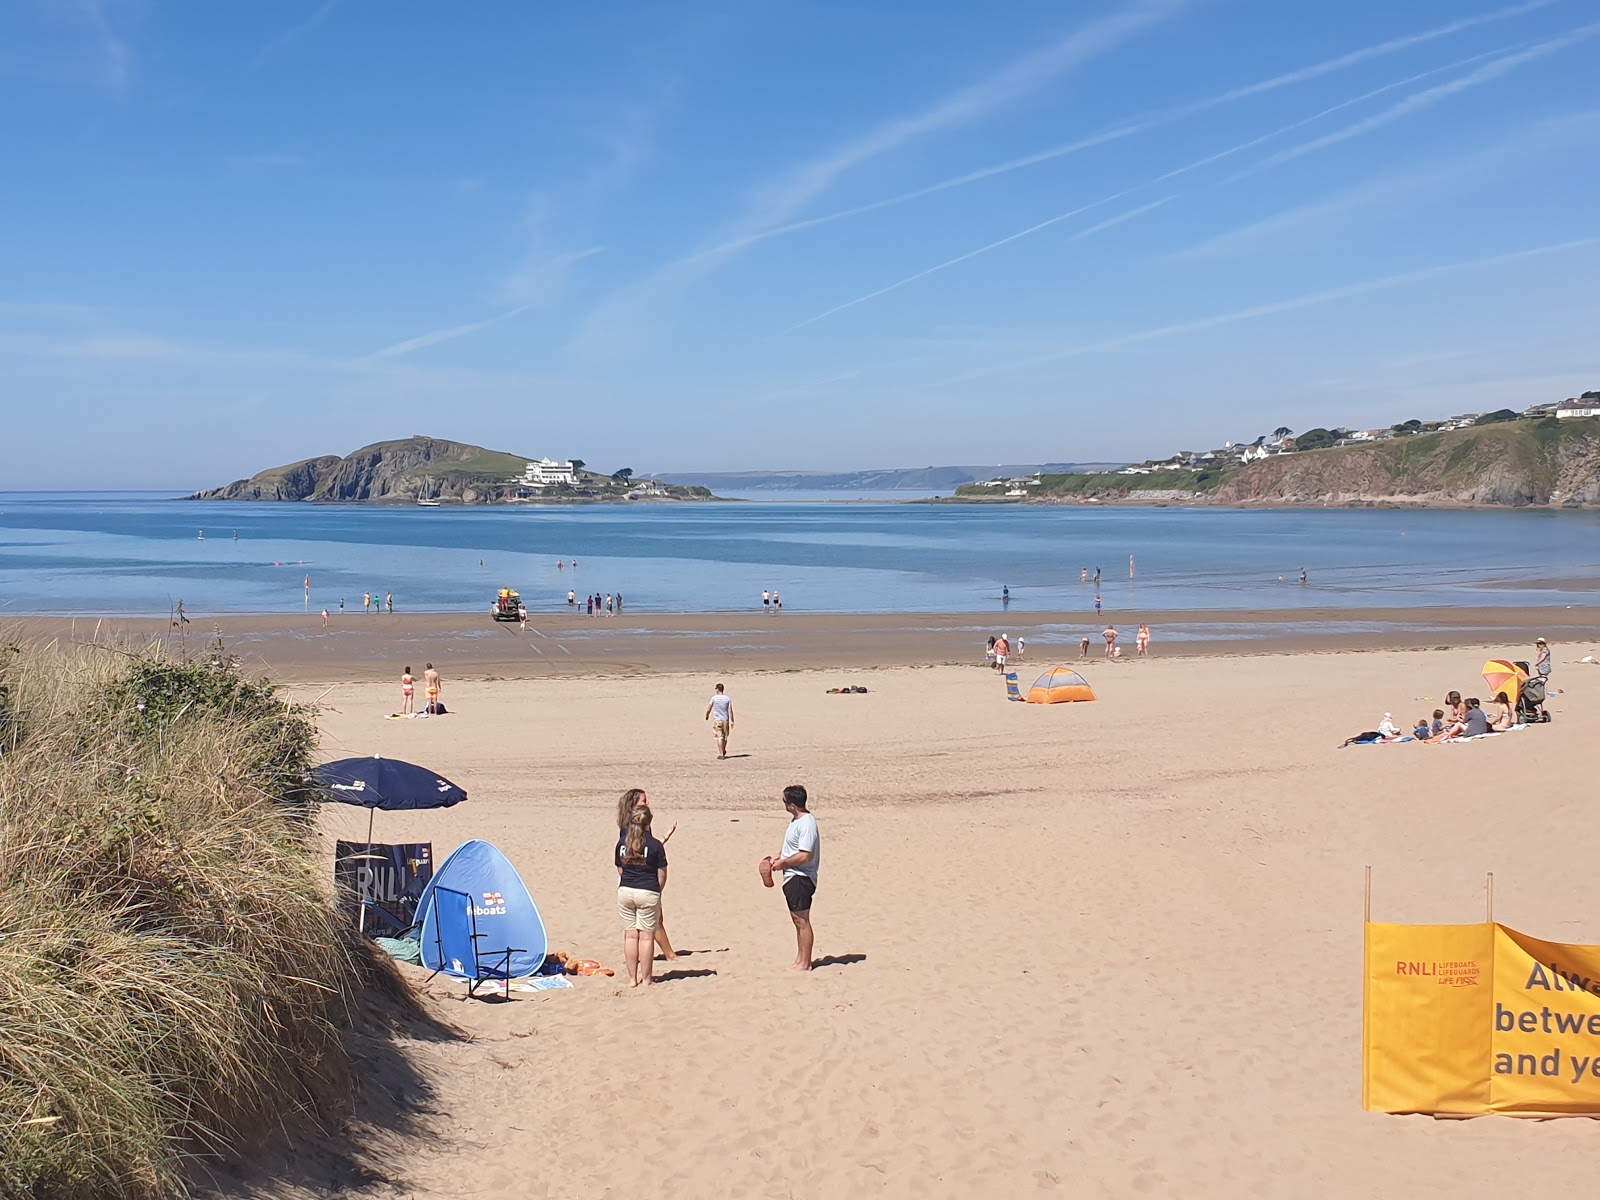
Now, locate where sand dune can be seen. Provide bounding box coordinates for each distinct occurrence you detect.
[284,643,1598,1198]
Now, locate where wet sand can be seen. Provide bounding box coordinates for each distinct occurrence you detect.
[9,606,1599,684]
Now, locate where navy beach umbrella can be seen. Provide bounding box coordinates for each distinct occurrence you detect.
[313,755,467,932]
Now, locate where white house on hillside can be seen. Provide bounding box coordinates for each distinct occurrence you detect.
[1557,398,1600,419]
[523,458,577,486]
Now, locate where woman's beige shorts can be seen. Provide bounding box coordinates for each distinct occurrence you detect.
[617,886,661,931]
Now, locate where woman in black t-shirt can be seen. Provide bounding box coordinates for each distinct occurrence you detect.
[616,807,668,988]
[616,789,676,960]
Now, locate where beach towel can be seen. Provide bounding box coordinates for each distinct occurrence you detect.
[510,976,573,992]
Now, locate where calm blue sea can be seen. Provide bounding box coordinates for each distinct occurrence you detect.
[1,491,1597,617]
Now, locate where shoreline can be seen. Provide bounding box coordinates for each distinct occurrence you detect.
[10,606,1596,684]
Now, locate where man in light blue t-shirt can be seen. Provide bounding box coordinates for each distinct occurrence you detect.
[767,784,820,971]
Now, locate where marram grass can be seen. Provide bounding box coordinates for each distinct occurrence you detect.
[0,636,397,1199]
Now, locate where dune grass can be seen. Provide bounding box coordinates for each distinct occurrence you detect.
[0,635,409,1198]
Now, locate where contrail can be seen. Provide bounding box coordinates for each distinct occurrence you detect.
[1226,20,1600,184]
[944,236,1600,385]
[696,0,1555,263]
[783,42,1512,333]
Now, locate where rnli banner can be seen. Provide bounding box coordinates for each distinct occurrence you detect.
[1364,922,1600,1115]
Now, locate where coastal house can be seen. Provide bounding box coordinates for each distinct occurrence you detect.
[1522,403,1558,419]
[1441,414,1480,431]
[1556,398,1600,419]
[522,458,577,486]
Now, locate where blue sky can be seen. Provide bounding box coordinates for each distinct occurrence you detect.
[2,0,1598,486]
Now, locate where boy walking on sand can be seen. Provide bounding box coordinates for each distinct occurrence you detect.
[706,683,734,759]
[762,785,820,971]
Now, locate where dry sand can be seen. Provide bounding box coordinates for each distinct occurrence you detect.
[261,636,1600,1199]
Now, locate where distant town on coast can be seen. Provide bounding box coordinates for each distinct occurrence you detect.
[197,386,1600,510]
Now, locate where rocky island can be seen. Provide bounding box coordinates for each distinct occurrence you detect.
[189,437,716,504]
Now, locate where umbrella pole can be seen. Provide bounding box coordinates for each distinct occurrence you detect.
[358,807,375,934]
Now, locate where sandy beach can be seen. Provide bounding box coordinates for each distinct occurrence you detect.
[220,625,1600,1199]
[11,605,1600,684]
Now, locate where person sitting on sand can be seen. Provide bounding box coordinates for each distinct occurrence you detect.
[617,788,676,961]
[1430,709,1445,738]
[1412,716,1430,739]
[1489,691,1515,732]
[1461,698,1491,738]
[615,807,668,988]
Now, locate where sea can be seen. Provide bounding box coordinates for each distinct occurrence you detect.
[1,490,1597,619]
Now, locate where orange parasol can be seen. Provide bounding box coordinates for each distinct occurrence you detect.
[1482,659,1526,709]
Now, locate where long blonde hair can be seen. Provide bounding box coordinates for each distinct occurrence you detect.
[617,788,647,831]
[623,806,652,865]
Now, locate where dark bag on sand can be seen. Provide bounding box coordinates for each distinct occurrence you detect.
[1341,730,1384,747]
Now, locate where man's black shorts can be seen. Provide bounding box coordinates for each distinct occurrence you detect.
[782,874,816,913]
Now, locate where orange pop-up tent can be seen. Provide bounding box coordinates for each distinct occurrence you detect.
[1025,667,1096,704]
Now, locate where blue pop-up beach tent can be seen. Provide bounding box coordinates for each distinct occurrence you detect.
[417,840,548,990]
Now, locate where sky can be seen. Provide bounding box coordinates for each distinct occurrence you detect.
[2,0,1598,487]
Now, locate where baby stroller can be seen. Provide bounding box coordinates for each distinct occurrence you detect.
[1514,661,1551,723]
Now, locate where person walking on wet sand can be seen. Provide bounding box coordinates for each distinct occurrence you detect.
[363,591,372,615]
[322,608,329,628]
[1137,624,1151,657]
[386,591,393,614]
[424,663,442,714]
[761,785,820,971]
[706,683,735,758]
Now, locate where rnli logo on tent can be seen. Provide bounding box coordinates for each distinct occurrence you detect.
[473,891,507,917]
[1396,959,1481,987]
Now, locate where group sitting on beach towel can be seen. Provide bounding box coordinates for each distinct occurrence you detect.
[1342,686,1526,747]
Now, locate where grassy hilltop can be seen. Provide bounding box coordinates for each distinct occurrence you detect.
[956,416,1600,507]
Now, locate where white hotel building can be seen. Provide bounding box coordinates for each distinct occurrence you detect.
[522,458,577,486]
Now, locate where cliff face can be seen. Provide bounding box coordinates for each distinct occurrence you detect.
[192,438,532,503]
[1210,420,1600,507]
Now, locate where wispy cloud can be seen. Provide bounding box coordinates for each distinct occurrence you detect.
[786,196,1174,333]
[675,1,1550,267]
[364,303,540,361]
[1225,20,1600,183]
[1177,111,1600,259]
[251,0,338,71]
[946,236,1600,384]
[500,244,607,308]
[779,39,1520,333]
[573,0,1187,351]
